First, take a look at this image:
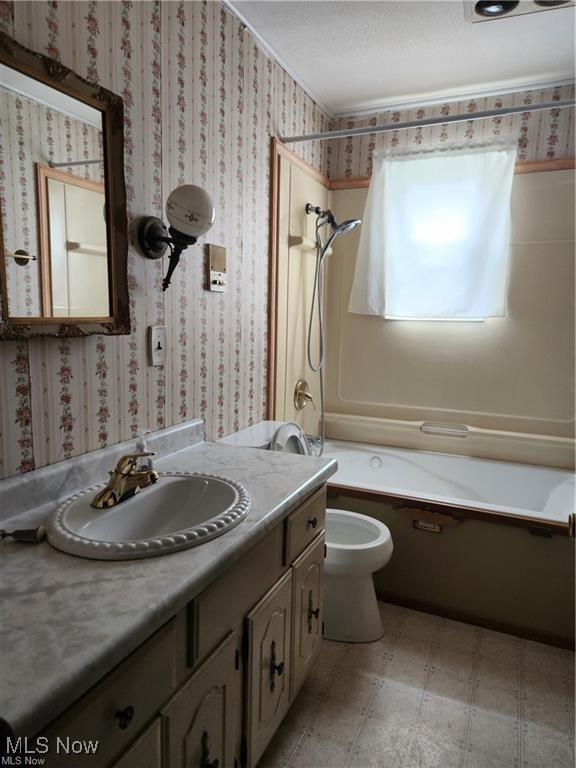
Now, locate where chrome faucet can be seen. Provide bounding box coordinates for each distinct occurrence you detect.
[91,452,159,509]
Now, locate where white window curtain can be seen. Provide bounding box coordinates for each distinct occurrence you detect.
[348,140,518,320]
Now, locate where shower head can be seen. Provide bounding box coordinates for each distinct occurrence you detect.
[320,216,361,260]
[333,218,361,235]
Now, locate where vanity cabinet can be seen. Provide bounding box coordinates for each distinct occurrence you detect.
[43,619,176,768]
[41,485,326,768]
[111,718,162,768]
[246,571,293,767]
[162,632,240,768]
[290,536,324,698]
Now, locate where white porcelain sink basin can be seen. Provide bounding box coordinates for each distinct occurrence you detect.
[47,472,251,560]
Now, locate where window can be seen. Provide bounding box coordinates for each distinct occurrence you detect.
[348,140,517,320]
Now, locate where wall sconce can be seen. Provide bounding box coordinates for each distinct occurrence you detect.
[4,249,37,266]
[139,184,215,291]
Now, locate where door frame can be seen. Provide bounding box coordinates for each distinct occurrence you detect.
[266,138,330,419]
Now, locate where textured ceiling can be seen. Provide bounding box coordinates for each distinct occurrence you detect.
[228,0,576,115]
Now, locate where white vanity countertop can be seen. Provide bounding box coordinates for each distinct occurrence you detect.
[0,442,337,737]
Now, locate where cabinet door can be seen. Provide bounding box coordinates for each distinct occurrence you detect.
[162,632,239,768]
[291,534,324,697]
[111,718,162,768]
[246,571,293,768]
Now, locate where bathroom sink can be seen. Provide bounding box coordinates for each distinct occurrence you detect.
[47,472,251,560]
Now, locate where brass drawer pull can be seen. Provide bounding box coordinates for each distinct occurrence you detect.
[115,705,134,730]
[269,640,284,691]
[307,517,318,529]
[201,730,219,768]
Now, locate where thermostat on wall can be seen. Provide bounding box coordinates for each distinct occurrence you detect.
[206,244,227,292]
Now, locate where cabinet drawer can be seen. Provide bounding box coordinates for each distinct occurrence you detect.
[110,718,162,768]
[284,486,326,565]
[43,619,176,768]
[190,523,283,666]
[291,534,324,698]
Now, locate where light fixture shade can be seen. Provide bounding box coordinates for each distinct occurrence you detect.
[166,184,215,239]
[474,0,519,16]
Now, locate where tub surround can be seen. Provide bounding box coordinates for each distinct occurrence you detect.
[0,428,336,738]
[325,169,575,470]
[324,412,576,471]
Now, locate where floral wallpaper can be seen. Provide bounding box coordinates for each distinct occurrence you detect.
[0,86,103,317]
[326,84,575,179]
[0,0,329,479]
[0,1,573,481]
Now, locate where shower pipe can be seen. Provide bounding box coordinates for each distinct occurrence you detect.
[280,99,575,144]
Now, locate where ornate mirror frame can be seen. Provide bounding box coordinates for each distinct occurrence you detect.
[0,31,130,339]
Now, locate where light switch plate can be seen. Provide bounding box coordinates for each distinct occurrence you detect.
[206,244,227,292]
[148,325,166,366]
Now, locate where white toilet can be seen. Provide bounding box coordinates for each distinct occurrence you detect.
[219,421,394,642]
[324,509,393,643]
[268,422,310,455]
[217,420,310,454]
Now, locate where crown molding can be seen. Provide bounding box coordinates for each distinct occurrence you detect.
[221,0,334,117]
[332,76,576,118]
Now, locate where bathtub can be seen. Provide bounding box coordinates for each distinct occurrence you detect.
[323,439,575,531]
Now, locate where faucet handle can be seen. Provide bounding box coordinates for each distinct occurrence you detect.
[114,452,156,475]
[294,379,315,411]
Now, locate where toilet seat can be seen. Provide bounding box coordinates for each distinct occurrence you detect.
[269,422,310,455]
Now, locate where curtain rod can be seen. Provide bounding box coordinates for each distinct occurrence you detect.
[49,158,103,168]
[280,99,575,144]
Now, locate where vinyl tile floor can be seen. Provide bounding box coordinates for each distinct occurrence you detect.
[258,603,575,768]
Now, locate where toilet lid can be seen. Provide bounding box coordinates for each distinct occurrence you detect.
[269,422,310,456]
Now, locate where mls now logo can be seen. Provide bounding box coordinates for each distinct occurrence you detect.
[2,737,98,765]
[2,737,48,766]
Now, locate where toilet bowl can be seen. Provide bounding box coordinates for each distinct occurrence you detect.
[324,509,393,643]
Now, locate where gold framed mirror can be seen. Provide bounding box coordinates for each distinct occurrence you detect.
[0,30,129,338]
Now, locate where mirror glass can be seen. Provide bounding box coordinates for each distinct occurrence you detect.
[0,63,109,320]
